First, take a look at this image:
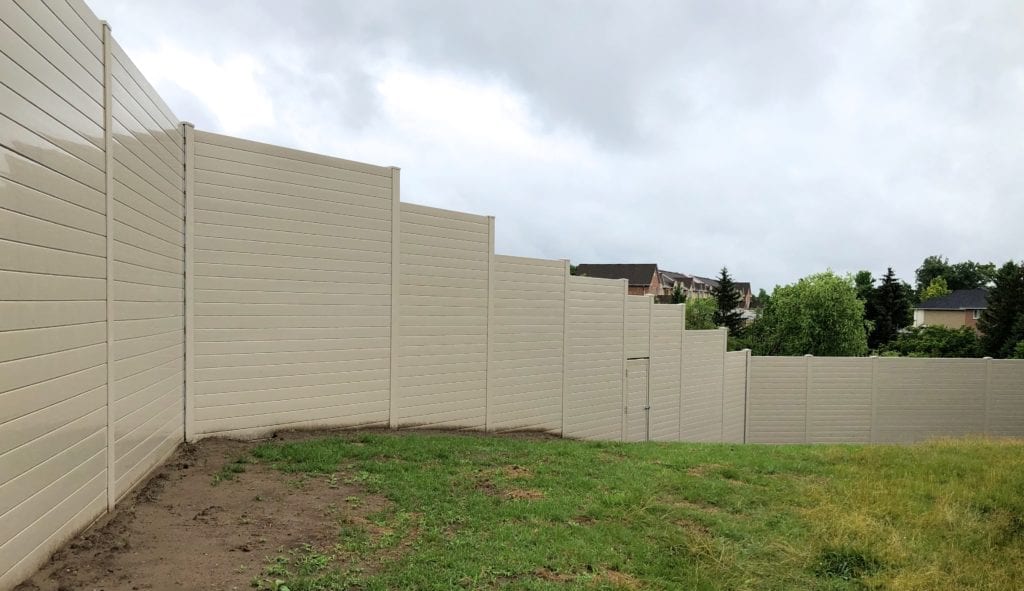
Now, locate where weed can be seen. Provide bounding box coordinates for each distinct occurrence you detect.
[212,457,248,486]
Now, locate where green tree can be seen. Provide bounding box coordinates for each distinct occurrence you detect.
[748,271,868,356]
[978,261,1024,358]
[854,270,874,302]
[881,325,983,358]
[867,267,913,350]
[752,288,769,309]
[919,277,951,302]
[670,282,685,304]
[711,267,744,336]
[685,297,716,330]
[915,255,996,294]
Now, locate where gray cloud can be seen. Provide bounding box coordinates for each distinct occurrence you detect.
[90,0,1024,290]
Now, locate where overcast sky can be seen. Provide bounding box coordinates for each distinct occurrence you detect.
[89,0,1023,290]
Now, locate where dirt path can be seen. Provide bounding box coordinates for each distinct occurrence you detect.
[16,435,389,591]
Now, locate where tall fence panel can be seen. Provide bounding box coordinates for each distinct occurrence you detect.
[989,360,1024,437]
[488,255,565,433]
[108,39,185,498]
[563,276,626,440]
[680,329,727,441]
[723,350,747,443]
[806,357,873,443]
[874,358,986,443]
[625,295,650,359]
[191,131,394,437]
[394,203,489,429]
[0,1,108,588]
[649,304,683,441]
[747,357,808,443]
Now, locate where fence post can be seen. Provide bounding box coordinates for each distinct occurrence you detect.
[561,260,570,438]
[484,216,495,432]
[388,167,401,429]
[719,327,728,442]
[102,20,116,512]
[869,355,878,443]
[647,296,654,441]
[620,278,628,441]
[678,303,685,441]
[743,348,751,444]
[182,122,195,443]
[983,356,993,435]
[804,354,813,444]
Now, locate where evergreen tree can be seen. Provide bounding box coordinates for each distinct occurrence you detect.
[670,282,685,304]
[854,270,874,302]
[978,261,1024,358]
[868,267,913,349]
[711,267,744,336]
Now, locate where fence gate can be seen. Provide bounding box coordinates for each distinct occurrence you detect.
[625,358,650,442]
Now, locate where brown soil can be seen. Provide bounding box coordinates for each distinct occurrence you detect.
[15,436,389,591]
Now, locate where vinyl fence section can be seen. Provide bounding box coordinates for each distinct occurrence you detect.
[488,255,566,434]
[190,131,396,438]
[746,356,1024,444]
[3,3,1024,589]
[394,203,489,430]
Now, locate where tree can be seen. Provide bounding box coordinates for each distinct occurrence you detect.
[915,255,995,294]
[670,282,685,304]
[854,270,874,302]
[685,296,716,330]
[881,325,983,358]
[919,277,951,302]
[711,267,744,336]
[747,271,868,356]
[867,268,914,349]
[751,288,769,309]
[978,261,1024,358]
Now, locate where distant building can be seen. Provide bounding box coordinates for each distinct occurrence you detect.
[574,264,661,296]
[659,271,753,309]
[913,288,988,330]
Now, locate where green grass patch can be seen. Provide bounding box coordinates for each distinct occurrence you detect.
[245,433,1024,590]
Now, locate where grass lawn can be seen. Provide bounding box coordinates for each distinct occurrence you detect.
[236,432,1023,590]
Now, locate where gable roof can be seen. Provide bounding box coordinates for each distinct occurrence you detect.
[575,264,658,286]
[916,288,989,310]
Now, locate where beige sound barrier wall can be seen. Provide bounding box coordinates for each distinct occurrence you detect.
[806,357,872,443]
[746,356,808,443]
[563,276,627,440]
[393,203,489,429]
[0,1,187,587]
[649,304,683,441]
[680,328,728,441]
[989,360,1024,437]
[488,255,565,433]
[190,131,395,438]
[108,37,185,498]
[873,358,986,443]
[722,350,747,443]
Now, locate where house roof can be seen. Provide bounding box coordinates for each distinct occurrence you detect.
[916,288,989,310]
[575,264,658,286]
[694,276,720,289]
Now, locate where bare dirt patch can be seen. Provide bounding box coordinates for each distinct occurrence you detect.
[16,437,389,591]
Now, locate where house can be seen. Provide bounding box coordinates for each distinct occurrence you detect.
[659,271,753,309]
[913,288,988,330]
[575,264,661,295]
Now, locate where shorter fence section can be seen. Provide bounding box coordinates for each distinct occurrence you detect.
[747,356,1024,443]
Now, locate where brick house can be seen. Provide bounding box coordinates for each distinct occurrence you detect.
[574,264,661,295]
